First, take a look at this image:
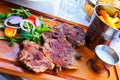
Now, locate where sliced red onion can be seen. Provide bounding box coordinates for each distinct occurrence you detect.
[35,18,41,26]
[9,16,23,24]
[4,16,23,29]
[20,19,35,32]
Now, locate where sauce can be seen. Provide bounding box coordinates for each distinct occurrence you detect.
[95,45,117,65]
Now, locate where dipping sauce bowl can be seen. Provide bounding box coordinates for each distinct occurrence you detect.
[91,45,119,74]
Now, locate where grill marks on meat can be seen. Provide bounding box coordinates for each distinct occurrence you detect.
[42,31,79,71]
[18,41,54,73]
[54,23,85,48]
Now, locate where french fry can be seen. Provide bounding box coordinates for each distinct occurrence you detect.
[115,22,120,29]
[99,10,116,29]
[112,17,119,23]
[99,16,106,22]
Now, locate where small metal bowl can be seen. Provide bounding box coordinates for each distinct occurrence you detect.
[95,45,119,65]
[90,44,120,74]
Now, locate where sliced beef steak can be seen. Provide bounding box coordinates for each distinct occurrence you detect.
[54,23,85,48]
[18,41,54,73]
[42,31,79,71]
[42,30,63,40]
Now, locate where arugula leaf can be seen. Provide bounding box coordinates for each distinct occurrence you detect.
[0,13,6,19]
[32,32,41,44]
[0,36,15,46]
[9,38,15,46]
[0,13,7,22]
[6,7,33,18]
[35,26,51,33]
[0,36,23,46]
[20,31,41,44]
[21,7,32,17]
[0,25,5,29]
[0,36,10,40]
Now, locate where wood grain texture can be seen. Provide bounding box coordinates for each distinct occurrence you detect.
[115,65,120,80]
[0,1,119,80]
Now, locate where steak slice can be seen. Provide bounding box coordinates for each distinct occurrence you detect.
[18,41,54,73]
[42,30,63,39]
[42,31,79,71]
[54,23,85,48]
[42,31,82,59]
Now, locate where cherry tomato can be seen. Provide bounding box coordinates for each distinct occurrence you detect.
[27,16,36,25]
[4,27,17,38]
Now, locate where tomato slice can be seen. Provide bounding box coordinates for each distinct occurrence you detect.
[27,16,36,25]
[4,27,17,38]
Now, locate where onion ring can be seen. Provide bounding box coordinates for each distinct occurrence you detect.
[4,16,23,29]
[35,18,41,26]
[20,19,35,32]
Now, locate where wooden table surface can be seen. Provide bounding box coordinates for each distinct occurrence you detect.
[0,1,119,80]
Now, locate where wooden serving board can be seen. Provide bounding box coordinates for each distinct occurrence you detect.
[0,1,119,80]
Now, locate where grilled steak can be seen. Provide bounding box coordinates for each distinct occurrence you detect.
[18,41,54,73]
[42,30,63,39]
[54,23,85,48]
[42,31,79,71]
[18,23,84,72]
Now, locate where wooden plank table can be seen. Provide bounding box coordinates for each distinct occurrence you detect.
[0,1,119,80]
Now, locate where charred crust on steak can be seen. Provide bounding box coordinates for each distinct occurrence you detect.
[53,23,85,48]
[42,30,64,40]
[42,31,79,71]
[17,23,84,73]
[18,41,54,73]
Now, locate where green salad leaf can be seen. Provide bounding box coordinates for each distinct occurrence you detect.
[0,7,52,46]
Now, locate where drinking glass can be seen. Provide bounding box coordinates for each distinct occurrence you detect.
[58,0,82,21]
